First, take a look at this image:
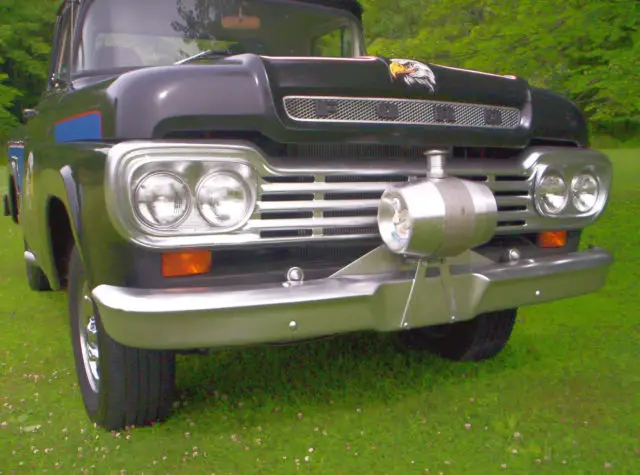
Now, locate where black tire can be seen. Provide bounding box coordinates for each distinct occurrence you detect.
[68,245,176,430]
[398,309,518,362]
[24,241,51,292]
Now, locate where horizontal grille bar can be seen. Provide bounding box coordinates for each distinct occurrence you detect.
[494,196,530,207]
[488,181,531,192]
[261,181,404,194]
[258,199,381,212]
[247,216,377,231]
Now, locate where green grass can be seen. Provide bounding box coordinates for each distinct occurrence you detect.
[1,149,639,474]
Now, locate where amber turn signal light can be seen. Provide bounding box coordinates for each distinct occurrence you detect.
[162,250,212,277]
[537,231,567,249]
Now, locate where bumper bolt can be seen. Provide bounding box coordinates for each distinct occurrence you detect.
[507,248,521,262]
[286,267,304,284]
[289,321,298,331]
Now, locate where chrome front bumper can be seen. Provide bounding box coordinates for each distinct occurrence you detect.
[91,247,613,350]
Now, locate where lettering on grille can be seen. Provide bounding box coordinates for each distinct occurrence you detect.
[283,96,521,129]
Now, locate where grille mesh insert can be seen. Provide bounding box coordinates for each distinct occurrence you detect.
[283,96,522,130]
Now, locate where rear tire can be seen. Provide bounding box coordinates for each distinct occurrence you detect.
[68,245,176,430]
[398,309,518,362]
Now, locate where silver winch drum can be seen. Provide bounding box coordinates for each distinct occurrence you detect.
[377,155,498,258]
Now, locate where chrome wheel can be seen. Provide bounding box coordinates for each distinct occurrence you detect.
[79,284,100,393]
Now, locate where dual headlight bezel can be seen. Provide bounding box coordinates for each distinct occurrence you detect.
[532,157,611,220]
[131,163,256,234]
[105,143,260,248]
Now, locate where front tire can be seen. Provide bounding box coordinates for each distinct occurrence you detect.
[68,245,176,430]
[398,309,518,362]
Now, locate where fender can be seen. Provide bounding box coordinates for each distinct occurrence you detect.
[42,166,85,290]
[25,142,125,290]
[24,162,85,290]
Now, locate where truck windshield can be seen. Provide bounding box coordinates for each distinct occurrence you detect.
[74,0,365,73]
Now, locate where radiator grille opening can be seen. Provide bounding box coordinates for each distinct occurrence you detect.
[325,192,383,200]
[260,229,313,239]
[324,174,409,183]
[254,172,534,240]
[260,193,314,202]
[324,209,379,218]
[261,211,313,220]
[324,226,379,236]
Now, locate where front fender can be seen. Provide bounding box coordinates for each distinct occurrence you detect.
[27,166,82,289]
[23,142,129,290]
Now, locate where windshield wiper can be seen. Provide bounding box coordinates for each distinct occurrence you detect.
[174,49,233,65]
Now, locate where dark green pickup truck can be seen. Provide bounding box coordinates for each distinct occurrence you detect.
[4,0,613,430]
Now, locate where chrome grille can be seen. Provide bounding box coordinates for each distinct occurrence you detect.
[283,96,522,130]
[250,169,534,241]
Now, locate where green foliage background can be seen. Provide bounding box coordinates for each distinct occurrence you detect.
[0,0,59,141]
[0,0,638,144]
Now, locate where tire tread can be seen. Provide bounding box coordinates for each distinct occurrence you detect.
[69,246,175,431]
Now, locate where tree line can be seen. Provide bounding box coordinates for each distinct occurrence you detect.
[1,0,638,144]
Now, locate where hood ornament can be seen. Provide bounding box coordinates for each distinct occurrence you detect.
[389,59,436,92]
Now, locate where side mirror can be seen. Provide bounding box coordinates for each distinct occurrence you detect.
[23,109,38,121]
[49,73,69,90]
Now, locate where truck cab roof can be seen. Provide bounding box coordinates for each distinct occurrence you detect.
[57,0,364,21]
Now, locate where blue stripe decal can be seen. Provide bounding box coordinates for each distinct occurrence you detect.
[54,111,103,142]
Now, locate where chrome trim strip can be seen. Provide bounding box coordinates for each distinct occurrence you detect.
[257,199,381,212]
[283,95,522,129]
[92,247,613,350]
[247,216,376,231]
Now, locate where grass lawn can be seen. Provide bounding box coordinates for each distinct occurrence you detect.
[0,149,639,474]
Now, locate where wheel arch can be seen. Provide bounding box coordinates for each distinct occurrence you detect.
[46,196,75,289]
[41,166,85,290]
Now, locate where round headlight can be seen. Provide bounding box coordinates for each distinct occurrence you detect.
[571,173,600,213]
[196,172,254,228]
[134,172,191,228]
[378,193,413,253]
[536,172,568,215]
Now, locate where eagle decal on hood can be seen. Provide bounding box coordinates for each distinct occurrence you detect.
[389,59,436,92]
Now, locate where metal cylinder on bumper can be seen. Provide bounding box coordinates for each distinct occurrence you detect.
[377,149,498,258]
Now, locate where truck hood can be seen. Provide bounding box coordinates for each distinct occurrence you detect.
[262,55,528,108]
[64,54,587,148]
